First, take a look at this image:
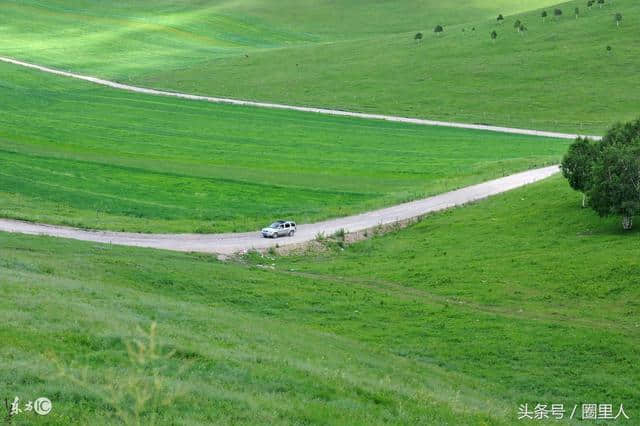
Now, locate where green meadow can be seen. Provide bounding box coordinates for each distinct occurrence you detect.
[1,176,637,424]
[1,0,638,132]
[0,62,566,233]
[1,1,638,423]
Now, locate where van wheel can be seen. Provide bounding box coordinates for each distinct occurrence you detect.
[289,230,294,237]
[272,232,278,239]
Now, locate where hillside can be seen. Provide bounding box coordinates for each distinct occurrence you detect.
[1,176,637,424]
[0,61,565,233]
[1,0,637,132]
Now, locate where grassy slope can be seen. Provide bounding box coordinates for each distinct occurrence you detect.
[1,176,638,424]
[0,0,558,77]
[278,176,640,410]
[2,0,637,133]
[141,0,639,134]
[0,62,565,233]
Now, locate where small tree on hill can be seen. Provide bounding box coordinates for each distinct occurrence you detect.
[541,10,548,22]
[497,14,504,24]
[514,19,522,31]
[575,7,580,18]
[615,13,622,26]
[587,0,595,9]
[414,32,423,41]
[597,0,605,8]
[519,24,527,35]
[607,45,612,54]
[434,25,444,36]
[490,30,498,42]
[561,138,598,207]
[554,8,563,19]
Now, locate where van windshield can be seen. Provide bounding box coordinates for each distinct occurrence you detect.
[269,222,282,228]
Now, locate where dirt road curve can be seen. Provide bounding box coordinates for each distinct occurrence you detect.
[0,166,560,255]
[0,56,599,140]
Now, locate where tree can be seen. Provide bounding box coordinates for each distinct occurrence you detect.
[586,118,640,230]
[490,30,498,42]
[607,45,612,54]
[597,0,605,8]
[414,32,423,41]
[514,19,522,31]
[554,8,563,19]
[434,25,444,36]
[600,118,640,148]
[575,7,580,18]
[587,0,594,9]
[497,14,504,23]
[541,10,548,22]
[589,143,640,230]
[615,13,622,26]
[561,138,598,207]
[519,24,527,35]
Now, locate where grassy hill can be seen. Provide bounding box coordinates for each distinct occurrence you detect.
[0,61,566,233]
[1,176,637,424]
[2,0,637,133]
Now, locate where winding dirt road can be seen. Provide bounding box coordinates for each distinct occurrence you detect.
[0,56,598,140]
[0,166,560,255]
[0,57,588,254]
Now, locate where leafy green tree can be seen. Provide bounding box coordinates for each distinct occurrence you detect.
[519,24,527,34]
[600,118,640,148]
[587,118,640,229]
[434,25,444,36]
[554,8,563,18]
[615,13,622,26]
[607,45,612,54]
[575,7,580,18]
[597,0,605,8]
[587,0,594,9]
[490,30,498,42]
[589,143,640,230]
[541,10,548,22]
[497,14,504,23]
[561,138,598,207]
[414,32,423,41]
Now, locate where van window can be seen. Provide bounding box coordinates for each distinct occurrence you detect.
[285,223,290,228]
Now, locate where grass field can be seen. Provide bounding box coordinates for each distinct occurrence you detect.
[0,61,566,233]
[2,0,638,133]
[1,176,637,424]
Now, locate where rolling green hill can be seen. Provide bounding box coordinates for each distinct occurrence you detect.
[1,176,637,424]
[2,0,637,133]
[0,62,566,233]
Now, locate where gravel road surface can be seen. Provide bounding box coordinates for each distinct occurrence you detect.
[0,166,561,255]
